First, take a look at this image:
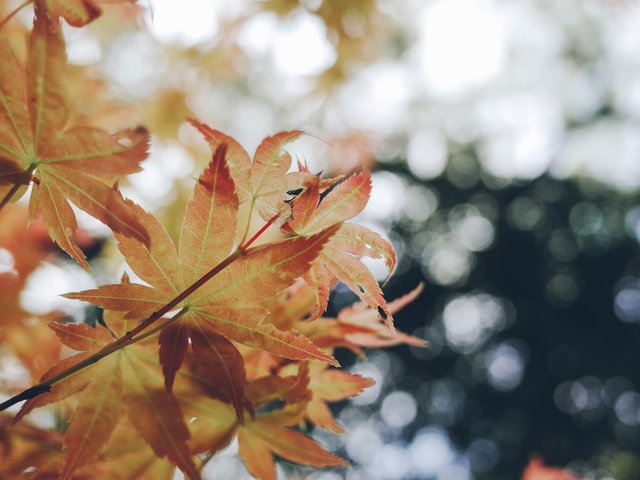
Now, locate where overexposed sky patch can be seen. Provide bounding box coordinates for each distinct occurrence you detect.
[146,0,219,46]
[418,0,506,96]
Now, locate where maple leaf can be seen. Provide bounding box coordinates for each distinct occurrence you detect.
[307,367,373,433]
[188,119,313,221]
[288,172,372,236]
[279,361,373,433]
[181,124,396,330]
[335,283,426,347]
[291,284,425,359]
[237,404,348,480]
[521,456,581,480]
[38,0,136,28]
[183,369,348,480]
[16,314,201,480]
[282,170,398,329]
[65,136,339,409]
[0,6,150,269]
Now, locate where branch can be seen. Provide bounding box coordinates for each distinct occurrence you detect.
[0,212,282,413]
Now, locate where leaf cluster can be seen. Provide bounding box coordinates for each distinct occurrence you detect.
[0,2,423,479]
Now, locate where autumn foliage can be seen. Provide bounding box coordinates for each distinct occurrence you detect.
[522,457,581,480]
[0,2,423,479]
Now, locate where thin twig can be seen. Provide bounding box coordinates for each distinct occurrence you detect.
[237,196,256,247]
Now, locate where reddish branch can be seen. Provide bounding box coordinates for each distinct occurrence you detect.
[0,212,281,412]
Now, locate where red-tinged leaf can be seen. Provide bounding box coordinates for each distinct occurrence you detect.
[338,282,424,322]
[238,427,276,480]
[330,223,396,276]
[0,8,150,268]
[303,261,333,321]
[67,175,338,387]
[60,358,123,480]
[345,329,426,348]
[196,306,338,366]
[310,370,374,402]
[302,316,424,349]
[123,370,200,479]
[289,175,320,233]
[114,201,183,295]
[258,170,313,221]
[334,284,427,348]
[293,170,371,236]
[179,144,239,285]
[48,321,112,351]
[188,119,252,202]
[307,397,344,433]
[322,248,393,330]
[194,226,338,306]
[62,283,167,319]
[159,321,189,392]
[522,456,581,480]
[250,130,309,221]
[247,417,349,468]
[190,323,251,421]
[251,130,304,194]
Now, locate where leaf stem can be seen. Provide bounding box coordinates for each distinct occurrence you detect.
[237,196,256,247]
[0,307,188,413]
[0,212,282,413]
[240,211,280,250]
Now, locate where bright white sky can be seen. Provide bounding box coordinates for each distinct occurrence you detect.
[140,0,640,191]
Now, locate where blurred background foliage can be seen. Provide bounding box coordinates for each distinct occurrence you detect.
[1,0,640,478]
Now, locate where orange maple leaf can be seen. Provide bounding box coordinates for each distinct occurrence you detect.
[283,171,399,329]
[16,314,201,480]
[184,370,348,480]
[522,456,581,480]
[37,0,136,28]
[278,361,373,433]
[188,120,313,222]
[65,132,339,407]
[0,6,150,269]
[185,122,396,330]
